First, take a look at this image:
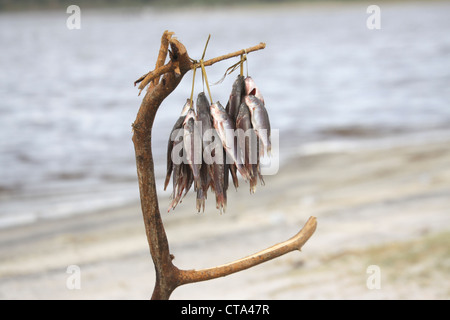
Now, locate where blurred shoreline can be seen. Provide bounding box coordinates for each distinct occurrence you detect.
[0,136,449,299]
[1,126,450,230]
[2,1,450,230]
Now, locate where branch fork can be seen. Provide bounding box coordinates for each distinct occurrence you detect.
[132,30,316,300]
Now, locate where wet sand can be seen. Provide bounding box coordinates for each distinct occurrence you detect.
[0,137,449,299]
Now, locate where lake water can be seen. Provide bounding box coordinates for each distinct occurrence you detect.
[1,1,450,228]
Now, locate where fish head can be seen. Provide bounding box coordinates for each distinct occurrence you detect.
[196,92,210,114]
[244,76,255,94]
[181,99,193,116]
[244,95,262,112]
[232,75,245,96]
[210,102,225,119]
[183,108,196,125]
[244,76,264,104]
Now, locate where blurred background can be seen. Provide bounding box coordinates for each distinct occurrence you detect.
[0,0,449,299]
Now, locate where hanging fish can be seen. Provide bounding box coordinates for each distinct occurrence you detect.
[210,101,251,181]
[213,149,227,213]
[164,99,192,191]
[165,73,270,212]
[236,102,252,175]
[244,95,271,157]
[243,76,271,156]
[166,100,195,212]
[196,92,215,212]
[236,101,262,193]
[168,126,194,212]
[183,107,203,212]
[227,75,245,122]
[225,75,246,189]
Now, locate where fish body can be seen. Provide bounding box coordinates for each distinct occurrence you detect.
[196,92,212,130]
[168,101,196,212]
[210,102,250,180]
[168,119,194,212]
[183,108,202,194]
[227,75,245,122]
[164,99,192,190]
[168,76,270,212]
[196,92,214,212]
[244,95,271,157]
[203,126,226,213]
[236,101,263,193]
[210,101,233,149]
[235,102,253,172]
[212,157,226,213]
[208,127,227,211]
[225,75,245,189]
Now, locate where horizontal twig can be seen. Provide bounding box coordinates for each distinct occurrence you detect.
[135,63,173,93]
[134,42,266,94]
[200,42,266,68]
[177,216,317,285]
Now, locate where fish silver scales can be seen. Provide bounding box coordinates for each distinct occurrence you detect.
[196,92,214,212]
[236,101,263,193]
[210,101,251,181]
[183,108,203,194]
[164,99,192,191]
[225,75,245,189]
[244,95,271,157]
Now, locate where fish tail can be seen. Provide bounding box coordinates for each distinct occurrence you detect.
[196,188,205,213]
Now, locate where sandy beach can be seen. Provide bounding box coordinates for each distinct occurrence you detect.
[0,134,449,300]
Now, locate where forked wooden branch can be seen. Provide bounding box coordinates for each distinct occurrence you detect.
[132,31,317,300]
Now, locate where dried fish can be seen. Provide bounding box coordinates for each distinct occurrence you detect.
[210,101,251,181]
[244,95,271,157]
[227,75,245,122]
[196,92,214,212]
[236,101,262,193]
[166,74,270,212]
[183,108,203,212]
[164,99,191,191]
[225,75,246,189]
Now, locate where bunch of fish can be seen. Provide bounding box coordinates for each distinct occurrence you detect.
[164,75,271,213]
